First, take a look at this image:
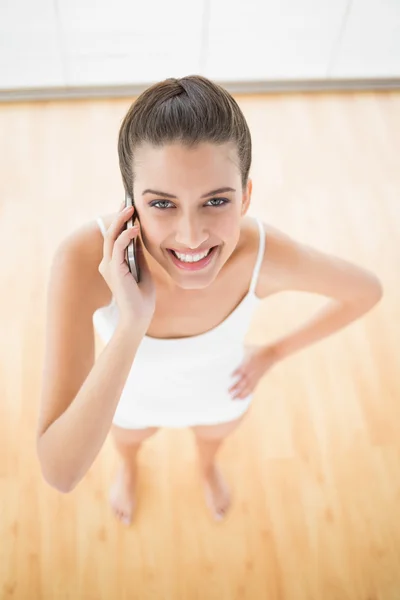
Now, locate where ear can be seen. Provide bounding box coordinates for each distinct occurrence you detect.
[241,178,252,216]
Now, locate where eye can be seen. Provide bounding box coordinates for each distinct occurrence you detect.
[207,197,229,207]
[150,197,230,210]
[151,200,172,209]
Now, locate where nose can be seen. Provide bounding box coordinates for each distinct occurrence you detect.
[174,216,209,250]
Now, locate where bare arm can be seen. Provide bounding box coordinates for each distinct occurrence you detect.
[257,226,383,360]
[37,323,142,493]
[272,296,381,361]
[36,228,144,493]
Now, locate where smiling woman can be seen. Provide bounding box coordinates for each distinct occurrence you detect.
[37,74,383,531]
[38,74,264,525]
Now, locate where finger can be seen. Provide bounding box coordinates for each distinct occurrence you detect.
[230,371,249,386]
[230,369,248,384]
[229,369,243,386]
[228,377,242,393]
[104,206,134,260]
[233,387,251,400]
[231,390,247,400]
[231,378,251,398]
[120,195,134,212]
[229,377,248,396]
[231,367,242,378]
[113,225,140,264]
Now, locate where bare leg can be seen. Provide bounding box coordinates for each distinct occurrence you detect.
[191,413,247,521]
[109,423,159,525]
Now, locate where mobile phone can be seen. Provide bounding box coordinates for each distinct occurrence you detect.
[124,191,141,283]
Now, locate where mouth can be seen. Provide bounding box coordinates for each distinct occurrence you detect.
[167,246,219,271]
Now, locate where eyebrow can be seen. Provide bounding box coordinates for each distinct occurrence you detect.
[142,187,236,199]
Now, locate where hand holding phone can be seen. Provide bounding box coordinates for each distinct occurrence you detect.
[97,196,156,330]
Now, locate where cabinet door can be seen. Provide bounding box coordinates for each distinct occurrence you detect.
[0,0,64,89]
[203,0,348,81]
[330,0,400,78]
[57,0,204,86]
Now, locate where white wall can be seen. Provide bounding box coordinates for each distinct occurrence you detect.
[0,0,399,91]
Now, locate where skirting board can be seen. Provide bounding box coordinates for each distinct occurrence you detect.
[1,78,399,102]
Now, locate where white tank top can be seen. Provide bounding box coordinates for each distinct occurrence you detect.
[92,216,265,428]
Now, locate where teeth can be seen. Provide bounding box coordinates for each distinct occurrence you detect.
[173,248,212,263]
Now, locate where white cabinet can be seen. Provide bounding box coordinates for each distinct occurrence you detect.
[0,0,399,92]
[203,0,349,80]
[330,0,400,78]
[56,0,204,86]
[0,0,64,88]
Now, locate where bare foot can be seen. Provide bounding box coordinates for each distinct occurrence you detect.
[203,464,231,521]
[109,463,136,526]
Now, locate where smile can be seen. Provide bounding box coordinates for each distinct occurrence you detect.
[167,246,218,271]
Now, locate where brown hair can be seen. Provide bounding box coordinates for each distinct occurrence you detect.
[117,75,252,197]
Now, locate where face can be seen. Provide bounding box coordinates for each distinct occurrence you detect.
[132,141,252,292]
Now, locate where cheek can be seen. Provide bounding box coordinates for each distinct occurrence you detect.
[140,230,170,261]
[140,215,239,247]
[137,219,161,244]
[219,220,241,245]
[145,217,165,236]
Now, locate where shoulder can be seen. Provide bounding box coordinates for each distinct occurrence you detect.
[253,220,305,299]
[57,213,114,310]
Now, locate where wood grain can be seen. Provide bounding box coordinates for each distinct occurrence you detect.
[0,90,398,599]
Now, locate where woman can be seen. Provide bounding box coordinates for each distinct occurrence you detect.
[37,75,383,526]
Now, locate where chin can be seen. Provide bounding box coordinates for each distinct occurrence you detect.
[176,280,213,291]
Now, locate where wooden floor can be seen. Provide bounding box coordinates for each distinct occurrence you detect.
[1,90,399,599]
